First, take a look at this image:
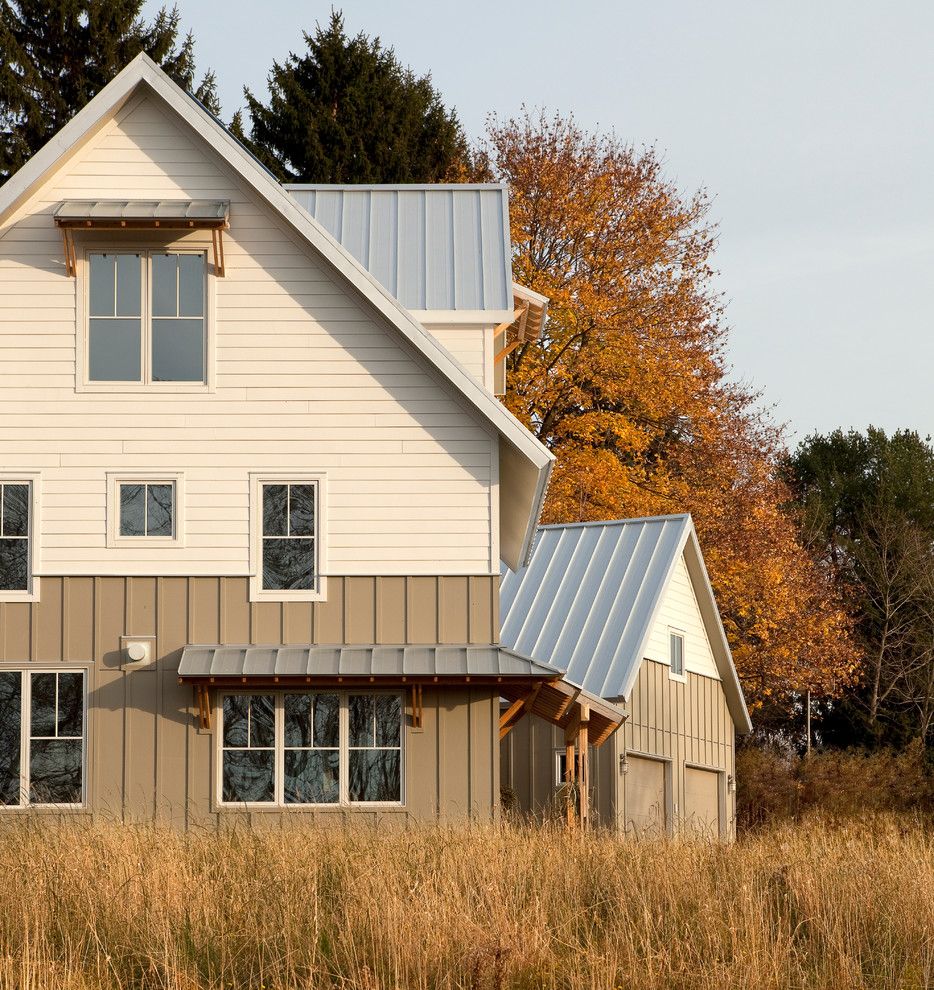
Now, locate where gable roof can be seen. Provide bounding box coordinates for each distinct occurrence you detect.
[499,515,752,732]
[0,54,553,571]
[285,184,513,320]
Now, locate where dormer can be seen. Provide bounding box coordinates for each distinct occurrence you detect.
[284,184,546,394]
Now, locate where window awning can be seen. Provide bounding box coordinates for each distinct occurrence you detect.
[53,199,230,277]
[177,643,563,684]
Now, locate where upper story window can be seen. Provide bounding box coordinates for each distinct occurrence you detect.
[669,630,686,679]
[106,473,184,549]
[0,478,38,601]
[250,474,327,602]
[87,251,206,385]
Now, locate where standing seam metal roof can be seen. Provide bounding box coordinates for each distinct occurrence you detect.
[498,516,752,732]
[284,184,513,314]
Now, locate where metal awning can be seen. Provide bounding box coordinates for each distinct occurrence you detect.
[177,643,564,683]
[54,199,230,277]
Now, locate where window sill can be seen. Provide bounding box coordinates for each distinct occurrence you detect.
[249,576,329,604]
[0,586,40,604]
[217,802,405,812]
[77,382,215,395]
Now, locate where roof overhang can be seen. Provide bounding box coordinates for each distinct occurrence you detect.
[0,54,554,570]
[499,678,625,748]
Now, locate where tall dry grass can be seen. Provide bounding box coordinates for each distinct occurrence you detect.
[0,815,932,989]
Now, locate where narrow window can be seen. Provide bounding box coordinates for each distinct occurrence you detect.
[87,251,206,385]
[0,483,30,592]
[348,694,402,803]
[88,253,142,382]
[670,631,685,677]
[151,253,205,382]
[221,694,276,803]
[283,693,340,804]
[555,749,567,787]
[119,482,174,538]
[0,670,85,808]
[261,483,317,590]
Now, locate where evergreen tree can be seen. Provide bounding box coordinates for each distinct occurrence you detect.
[0,1,218,184]
[233,11,468,182]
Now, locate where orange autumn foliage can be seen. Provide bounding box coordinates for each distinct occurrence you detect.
[484,111,857,708]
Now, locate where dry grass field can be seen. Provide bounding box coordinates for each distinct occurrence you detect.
[0,815,932,990]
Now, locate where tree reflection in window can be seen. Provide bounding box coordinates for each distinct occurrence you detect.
[348,694,401,803]
[29,671,84,805]
[261,483,316,590]
[221,694,275,803]
[0,483,29,591]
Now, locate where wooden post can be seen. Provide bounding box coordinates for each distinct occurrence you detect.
[578,703,590,829]
[564,707,581,829]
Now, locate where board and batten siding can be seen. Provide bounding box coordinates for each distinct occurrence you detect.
[0,91,499,578]
[501,664,735,836]
[644,555,720,680]
[0,574,501,824]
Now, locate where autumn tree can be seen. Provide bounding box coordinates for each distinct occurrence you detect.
[484,111,857,716]
[233,11,469,182]
[0,1,218,184]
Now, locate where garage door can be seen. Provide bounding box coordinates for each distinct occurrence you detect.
[684,767,722,838]
[623,755,667,835]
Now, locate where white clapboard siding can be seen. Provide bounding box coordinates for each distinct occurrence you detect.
[422,324,490,387]
[0,91,499,576]
[644,554,720,679]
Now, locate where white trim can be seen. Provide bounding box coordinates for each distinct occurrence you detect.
[668,627,686,682]
[0,474,41,603]
[0,54,553,568]
[105,472,185,549]
[249,473,328,603]
[410,309,514,325]
[0,665,88,810]
[215,688,405,810]
[77,245,215,393]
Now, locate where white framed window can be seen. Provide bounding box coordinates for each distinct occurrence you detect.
[0,476,40,602]
[0,668,87,808]
[217,691,403,808]
[249,473,328,602]
[106,473,184,548]
[669,629,686,680]
[79,249,214,392]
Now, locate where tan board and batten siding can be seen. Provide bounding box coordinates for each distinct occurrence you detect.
[0,90,501,576]
[0,575,501,823]
[501,663,735,837]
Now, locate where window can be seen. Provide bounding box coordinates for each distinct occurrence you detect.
[0,669,85,807]
[669,630,685,678]
[87,251,206,385]
[554,748,586,787]
[0,483,29,592]
[250,474,327,601]
[219,691,402,807]
[106,473,184,548]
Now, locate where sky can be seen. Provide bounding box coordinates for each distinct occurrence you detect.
[144,0,934,442]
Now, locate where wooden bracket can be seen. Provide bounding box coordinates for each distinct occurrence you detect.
[498,682,542,740]
[195,684,212,731]
[410,683,423,729]
[60,227,77,277]
[211,227,226,277]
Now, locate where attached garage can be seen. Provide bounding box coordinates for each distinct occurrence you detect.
[683,766,723,838]
[622,754,668,836]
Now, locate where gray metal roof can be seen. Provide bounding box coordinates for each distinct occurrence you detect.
[284,184,513,314]
[178,644,562,680]
[499,515,752,732]
[55,199,229,221]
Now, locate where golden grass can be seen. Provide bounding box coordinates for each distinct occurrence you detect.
[0,815,932,989]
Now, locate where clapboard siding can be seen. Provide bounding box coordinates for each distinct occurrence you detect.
[644,555,720,679]
[0,574,500,661]
[0,91,499,577]
[422,324,490,386]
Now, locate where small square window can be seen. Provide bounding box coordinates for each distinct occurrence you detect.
[669,631,685,678]
[107,474,184,548]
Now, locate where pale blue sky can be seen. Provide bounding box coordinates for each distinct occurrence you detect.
[148,0,934,441]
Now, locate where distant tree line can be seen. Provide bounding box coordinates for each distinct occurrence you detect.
[2,4,932,764]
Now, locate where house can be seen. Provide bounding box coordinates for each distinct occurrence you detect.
[499,515,752,838]
[0,53,626,823]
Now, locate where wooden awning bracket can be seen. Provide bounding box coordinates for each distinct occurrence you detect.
[54,217,228,278]
[410,683,423,730]
[195,684,212,731]
[498,681,542,740]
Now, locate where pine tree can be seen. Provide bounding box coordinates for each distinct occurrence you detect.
[0,1,219,184]
[234,11,468,182]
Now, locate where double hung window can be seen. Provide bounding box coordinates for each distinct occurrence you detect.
[669,630,686,678]
[87,251,206,384]
[0,669,85,807]
[220,691,402,807]
[0,483,30,593]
